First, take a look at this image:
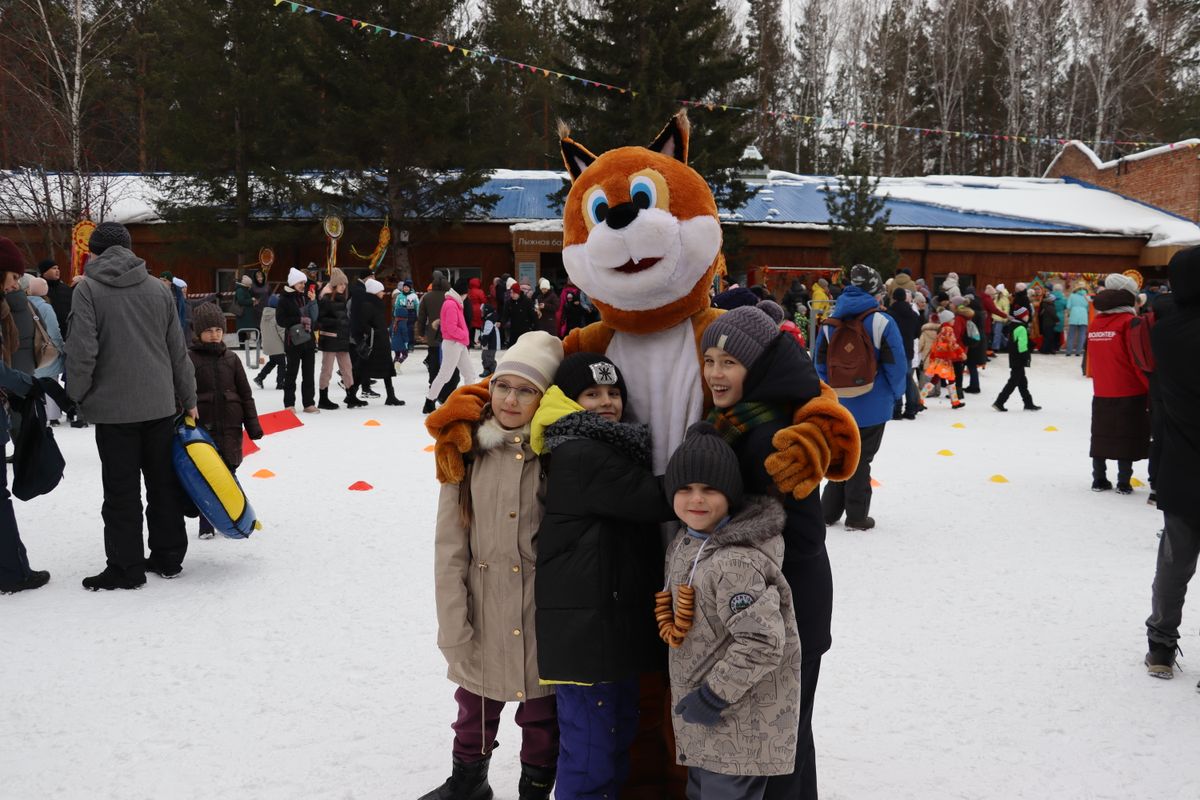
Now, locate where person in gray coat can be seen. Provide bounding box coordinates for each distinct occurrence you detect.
[66,222,198,591]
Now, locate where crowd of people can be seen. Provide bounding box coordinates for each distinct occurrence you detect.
[2,222,1197,799]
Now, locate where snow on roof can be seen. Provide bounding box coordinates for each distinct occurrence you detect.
[875,175,1200,246]
[1042,138,1200,176]
[2,168,1196,247]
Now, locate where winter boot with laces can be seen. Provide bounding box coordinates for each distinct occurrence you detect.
[517,762,555,800]
[317,389,340,411]
[1145,640,1179,679]
[417,755,493,800]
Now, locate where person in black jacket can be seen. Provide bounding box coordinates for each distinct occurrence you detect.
[275,268,318,413]
[353,279,403,406]
[316,268,362,410]
[532,352,672,800]
[37,258,73,341]
[699,306,831,800]
[1144,246,1200,683]
[502,283,537,344]
[886,288,922,418]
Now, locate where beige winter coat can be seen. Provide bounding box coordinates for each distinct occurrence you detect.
[435,415,551,702]
[665,497,800,776]
[917,321,940,369]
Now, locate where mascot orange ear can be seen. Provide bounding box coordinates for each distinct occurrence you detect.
[558,120,597,182]
[648,109,690,165]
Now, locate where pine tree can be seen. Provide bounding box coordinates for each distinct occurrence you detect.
[823,146,898,277]
[745,0,790,168]
[557,0,755,208]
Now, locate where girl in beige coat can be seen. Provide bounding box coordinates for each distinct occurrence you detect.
[425,331,565,800]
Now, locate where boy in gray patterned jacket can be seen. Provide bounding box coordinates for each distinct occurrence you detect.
[661,422,801,799]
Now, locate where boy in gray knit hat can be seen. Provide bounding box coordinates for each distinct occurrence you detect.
[662,422,801,795]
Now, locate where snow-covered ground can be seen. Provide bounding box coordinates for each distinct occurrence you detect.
[3,349,1197,799]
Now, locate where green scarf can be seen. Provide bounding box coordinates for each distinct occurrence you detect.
[706,402,790,446]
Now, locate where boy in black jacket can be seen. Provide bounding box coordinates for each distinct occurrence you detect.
[530,353,672,800]
[992,306,1041,412]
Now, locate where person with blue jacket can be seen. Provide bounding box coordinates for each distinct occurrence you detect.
[813,265,907,531]
[1065,283,1090,356]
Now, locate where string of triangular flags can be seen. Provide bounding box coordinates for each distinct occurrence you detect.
[272,0,633,94]
[274,0,1187,151]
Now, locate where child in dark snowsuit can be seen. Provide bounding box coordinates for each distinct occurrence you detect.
[188,303,263,538]
[530,352,672,800]
[992,306,1041,412]
[479,303,501,377]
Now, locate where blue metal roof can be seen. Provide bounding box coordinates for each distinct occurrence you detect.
[471,172,1087,233]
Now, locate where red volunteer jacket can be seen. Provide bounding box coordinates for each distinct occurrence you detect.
[1088,312,1150,397]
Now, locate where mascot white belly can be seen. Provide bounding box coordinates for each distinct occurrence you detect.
[607,320,704,473]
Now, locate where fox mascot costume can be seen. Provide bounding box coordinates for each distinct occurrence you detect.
[426,111,860,798]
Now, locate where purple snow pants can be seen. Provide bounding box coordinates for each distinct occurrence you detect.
[451,686,559,767]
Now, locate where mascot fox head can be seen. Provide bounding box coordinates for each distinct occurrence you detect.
[559,111,722,334]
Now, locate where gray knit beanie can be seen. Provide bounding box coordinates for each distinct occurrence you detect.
[700,306,780,371]
[756,299,785,324]
[88,222,132,255]
[665,422,744,511]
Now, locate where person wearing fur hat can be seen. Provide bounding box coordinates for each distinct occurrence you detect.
[1087,273,1150,493]
[188,302,263,538]
[234,274,257,347]
[534,277,560,336]
[529,352,672,800]
[66,222,198,589]
[316,267,362,410]
[991,306,1040,412]
[1143,246,1200,681]
[275,267,319,413]
[352,278,403,406]
[814,265,907,530]
[661,422,801,797]
[0,237,51,594]
[700,305,832,798]
[423,331,565,800]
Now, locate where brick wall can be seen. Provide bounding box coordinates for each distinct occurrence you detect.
[1044,142,1200,222]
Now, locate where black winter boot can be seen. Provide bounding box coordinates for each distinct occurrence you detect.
[517,762,555,800]
[417,756,493,800]
[318,389,339,411]
[422,398,437,414]
[344,385,368,409]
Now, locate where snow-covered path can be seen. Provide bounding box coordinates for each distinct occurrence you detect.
[2,350,1196,799]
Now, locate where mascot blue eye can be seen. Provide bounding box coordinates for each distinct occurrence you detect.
[630,176,656,210]
[586,190,610,226]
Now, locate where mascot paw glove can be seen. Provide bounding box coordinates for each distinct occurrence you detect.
[425,380,491,484]
[766,389,862,500]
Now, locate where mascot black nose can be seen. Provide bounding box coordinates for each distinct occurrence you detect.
[605,202,639,230]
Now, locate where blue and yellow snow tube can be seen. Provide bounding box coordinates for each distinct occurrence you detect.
[172,416,261,539]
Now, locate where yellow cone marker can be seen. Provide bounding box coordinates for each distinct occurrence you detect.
[1131,478,1145,488]
[1044,426,1058,432]
[937,449,954,456]
[252,469,276,479]
[989,474,1009,483]
[364,419,381,427]
[951,423,965,429]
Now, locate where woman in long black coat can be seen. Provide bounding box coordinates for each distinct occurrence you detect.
[354,281,403,406]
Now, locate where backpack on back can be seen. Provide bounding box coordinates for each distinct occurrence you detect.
[1128,309,1156,374]
[821,310,878,398]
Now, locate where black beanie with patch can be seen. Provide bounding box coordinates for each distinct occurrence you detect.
[665,421,744,510]
[554,352,628,406]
